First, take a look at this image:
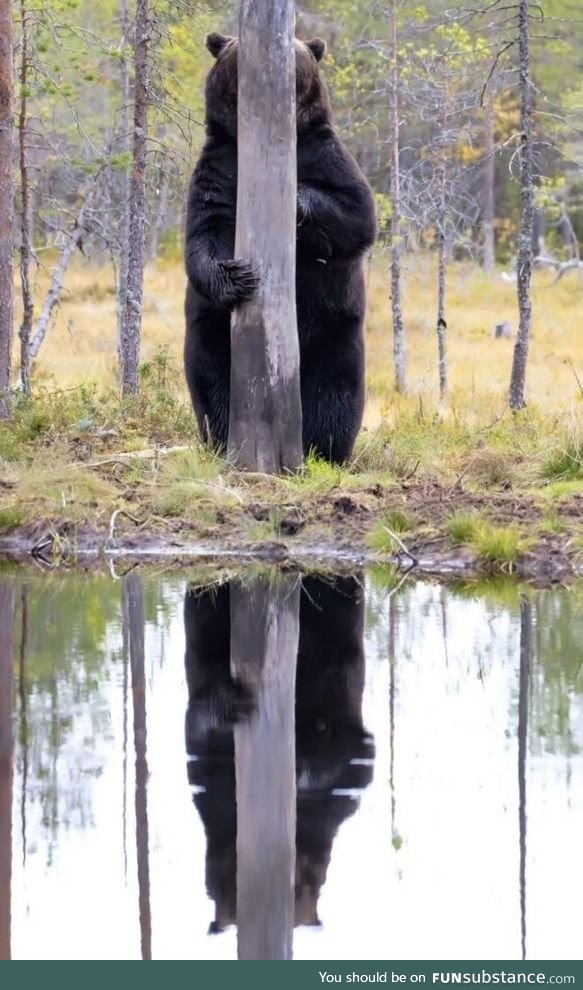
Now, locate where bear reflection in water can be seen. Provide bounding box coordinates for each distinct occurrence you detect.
[184,575,375,933]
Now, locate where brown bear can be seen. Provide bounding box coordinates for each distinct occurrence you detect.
[184,33,376,463]
[184,575,374,932]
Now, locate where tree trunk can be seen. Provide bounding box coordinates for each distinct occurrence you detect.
[483,86,496,275]
[0,584,14,960]
[18,0,34,395]
[28,188,97,360]
[231,576,299,960]
[116,0,131,362]
[18,587,28,871]
[227,0,302,473]
[122,573,152,961]
[389,0,406,395]
[388,594,398,846]
[517,595,531,962]
[436,102,447,401]
[0,0,14,419]
[120,0,149,397]
[508,0,534,411]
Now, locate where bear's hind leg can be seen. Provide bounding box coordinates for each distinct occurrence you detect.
[301,372,364,464]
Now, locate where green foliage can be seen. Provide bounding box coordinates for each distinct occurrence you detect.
[292,451,344,490]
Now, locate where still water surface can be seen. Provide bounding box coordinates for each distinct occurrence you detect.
[0,570,581,960]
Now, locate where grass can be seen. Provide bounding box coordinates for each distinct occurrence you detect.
[446,510,481,545]
[446,510,524,572]
[16,252,583,422]
[368,510,416,553]
[472,524,523,570]
[365,254,583,425]
[542,435,583,481]
[539,512,567,535]
[2,253,583,570]
[0,506,24,531]
[244,514,282,543]
[10,252,583,485]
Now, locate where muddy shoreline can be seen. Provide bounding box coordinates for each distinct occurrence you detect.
[0,516,576,584]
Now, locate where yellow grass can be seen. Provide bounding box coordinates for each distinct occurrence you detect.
[365,253,583,429]
[15,251,583,430]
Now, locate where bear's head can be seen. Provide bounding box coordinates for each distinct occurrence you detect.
[204,32,331,139]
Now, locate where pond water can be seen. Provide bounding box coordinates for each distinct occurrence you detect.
[0,568,581,961]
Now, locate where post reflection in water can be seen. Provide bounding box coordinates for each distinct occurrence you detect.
[184,574,375,959]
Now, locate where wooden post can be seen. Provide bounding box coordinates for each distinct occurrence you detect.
[227,0,302,473]
[231,576,299,959]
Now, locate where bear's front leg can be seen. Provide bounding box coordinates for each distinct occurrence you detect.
[297,182,374,260]
[186,234,260,310]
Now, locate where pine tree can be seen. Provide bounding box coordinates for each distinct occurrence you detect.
[0,0,14,418]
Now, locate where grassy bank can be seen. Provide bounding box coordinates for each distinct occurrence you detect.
[2,255,583,576]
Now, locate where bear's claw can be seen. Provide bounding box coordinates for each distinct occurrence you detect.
[214,258,260,307]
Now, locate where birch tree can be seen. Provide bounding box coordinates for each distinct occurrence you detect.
[227,0,302,473]
[0,0,13,419]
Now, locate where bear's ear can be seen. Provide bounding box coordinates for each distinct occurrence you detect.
[306,38,327,62]
[205,32,232,58]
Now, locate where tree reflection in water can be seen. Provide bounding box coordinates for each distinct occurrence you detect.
[0,584,14,961]
[184,574,375,959]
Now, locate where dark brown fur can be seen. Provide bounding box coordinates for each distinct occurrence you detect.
[184,34,377,462]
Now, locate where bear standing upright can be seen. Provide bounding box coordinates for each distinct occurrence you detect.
[184,33,376,463]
